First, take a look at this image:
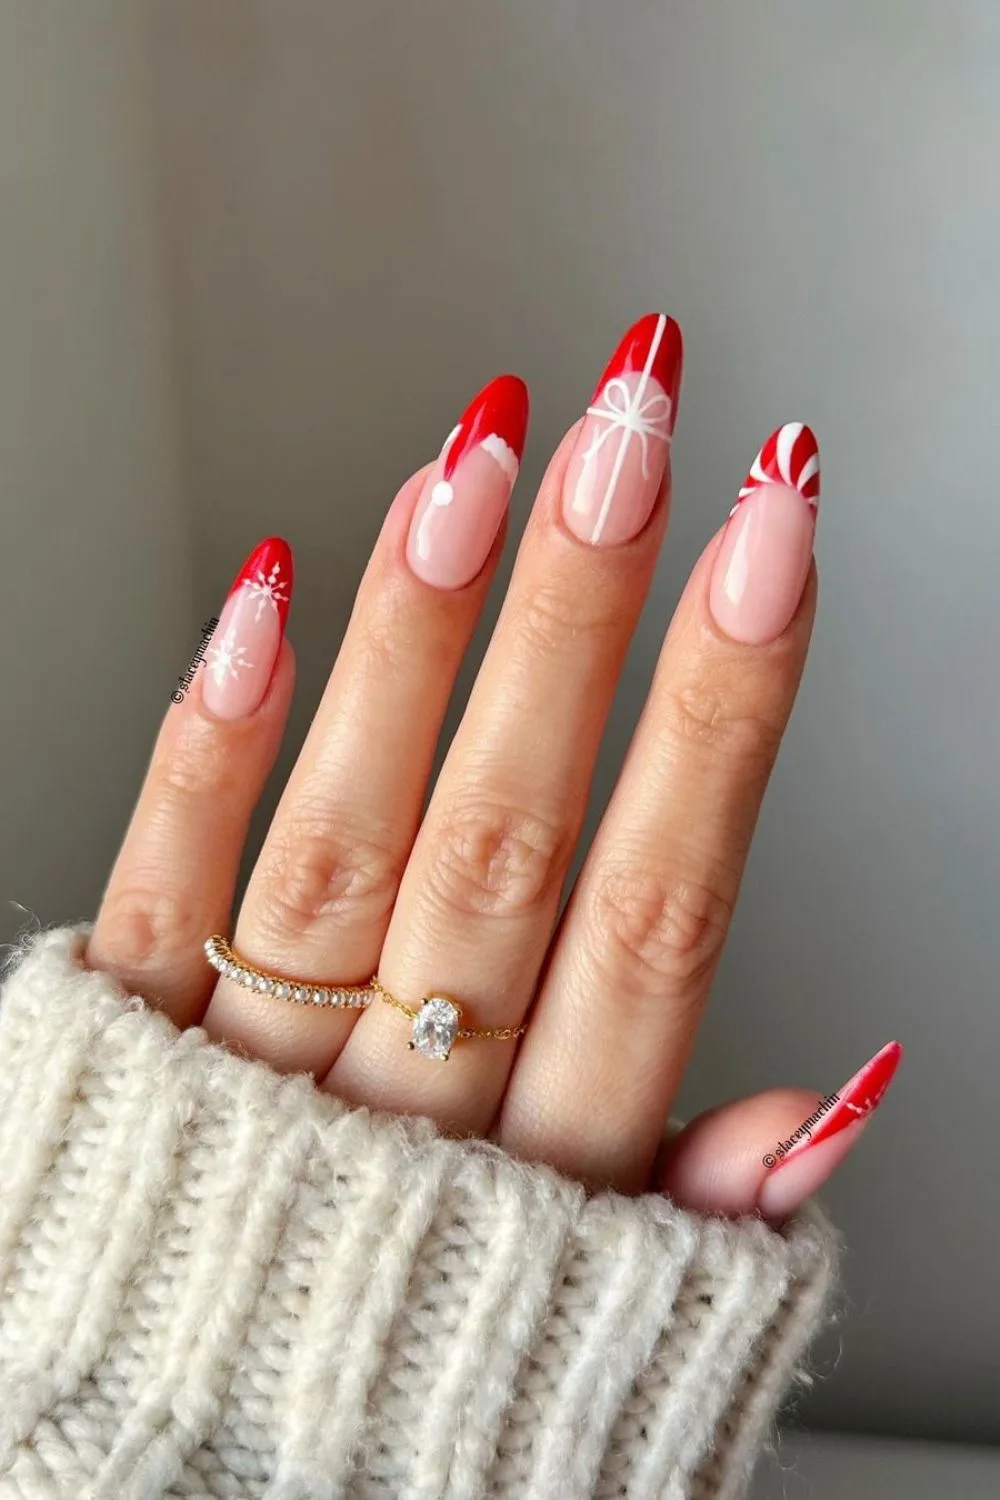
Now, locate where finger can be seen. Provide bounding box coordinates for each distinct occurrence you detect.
[329,314,683,1129]
[500,425,822,1191]
[88,538,295,1025]
[660,1041,902,1220]
[201,375,529,1075]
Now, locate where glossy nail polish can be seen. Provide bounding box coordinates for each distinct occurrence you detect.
[562,312,683,546]
[757,1040,902,1219]
[407,374,529,589]
[201,536,293,720]
[710,423,820,646]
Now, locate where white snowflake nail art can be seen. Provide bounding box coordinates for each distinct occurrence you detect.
[206,626,254,685]
[241,559,290,623]
[201,538,292,720]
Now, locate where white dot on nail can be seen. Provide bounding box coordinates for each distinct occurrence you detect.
[431,480,454,507]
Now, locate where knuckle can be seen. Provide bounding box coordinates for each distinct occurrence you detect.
[658,679,784,769]
[590,862,733,1001]
[257,820,402,939]
[154,735,235,805]
[97,886,207,972]
[354,609,410,685]
[426,798,569,920]
[517,578,617,660]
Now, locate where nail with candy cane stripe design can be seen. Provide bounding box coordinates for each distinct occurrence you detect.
[407,374,529,590]
[710,423,821,646]
[733,422,820,516]
[563,312,683,546]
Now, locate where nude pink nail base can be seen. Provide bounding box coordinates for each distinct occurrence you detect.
[710,423,820,646]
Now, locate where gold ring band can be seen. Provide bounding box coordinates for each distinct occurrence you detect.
[204,936,526,1062]
[369,976,526,1062]
[204,935,376,1010]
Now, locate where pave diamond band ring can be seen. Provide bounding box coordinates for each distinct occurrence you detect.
[204,935,377,1010]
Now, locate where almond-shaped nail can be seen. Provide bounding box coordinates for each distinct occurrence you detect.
[710,422,820,646]
[201,536,293,720]
[407,374,529,589]
[757,1040,902,1219]
[562,312,683,546]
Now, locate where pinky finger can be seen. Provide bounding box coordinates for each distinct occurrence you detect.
[88,538,295,1025]
[660,1041,902,1222]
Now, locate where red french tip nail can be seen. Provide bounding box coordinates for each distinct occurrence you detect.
[776,1040,903,1168]
[227,536,294,630]
[736,423,820,511]
[441,374,530,483]
[589,311,684,429]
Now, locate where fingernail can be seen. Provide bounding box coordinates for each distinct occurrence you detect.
[201,536,293,720]
[562,312,683,546]
[407,374,529,589]
[709,423,820,646]
[757,1040,902,1219]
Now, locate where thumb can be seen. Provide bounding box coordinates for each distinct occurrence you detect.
[659,1041,902,1222]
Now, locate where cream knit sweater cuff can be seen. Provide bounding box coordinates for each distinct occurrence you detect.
[0,927,838,1500]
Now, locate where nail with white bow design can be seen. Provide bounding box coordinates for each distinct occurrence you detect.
[407,374,530,590]
[563,312,683,546]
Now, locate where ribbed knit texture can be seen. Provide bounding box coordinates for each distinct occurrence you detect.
[0,927,838,1500]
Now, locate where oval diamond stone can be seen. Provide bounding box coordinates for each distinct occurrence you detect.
[410,997,460,1061]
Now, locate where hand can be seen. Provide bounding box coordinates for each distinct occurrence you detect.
[87,312,899,1221]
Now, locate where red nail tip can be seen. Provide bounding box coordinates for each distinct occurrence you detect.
[778,1040,903,1168]
[737,423,820,509]
[228,536,294,630]
[834,1039,903,1125]
[589,312,684,426]
[441,374,530,483]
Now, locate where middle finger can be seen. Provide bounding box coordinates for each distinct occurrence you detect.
[328,313,683,1128]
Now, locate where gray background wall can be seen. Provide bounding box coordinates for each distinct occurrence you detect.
[2,0,997,1450]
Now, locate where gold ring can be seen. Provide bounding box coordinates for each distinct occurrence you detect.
[205,937,526,1062]
[369,975,526,1062]
[204,935,376,1010]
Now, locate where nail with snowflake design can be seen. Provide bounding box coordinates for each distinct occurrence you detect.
[563,312,683,547]
[757,1041,903,1220]
[201,537,293,720]
[407,374,529,589]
